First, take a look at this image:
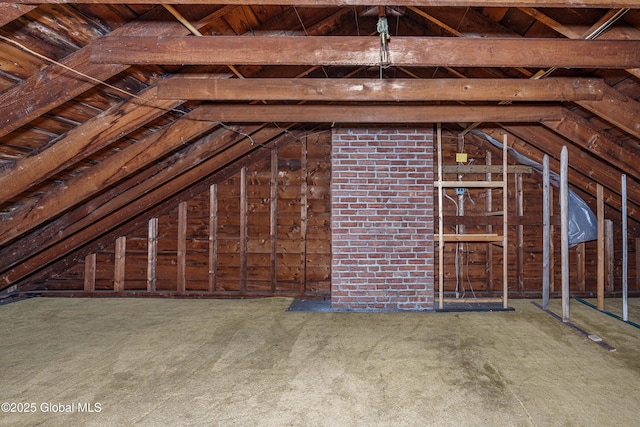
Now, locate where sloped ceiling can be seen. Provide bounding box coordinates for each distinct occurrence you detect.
[0,1,639,293]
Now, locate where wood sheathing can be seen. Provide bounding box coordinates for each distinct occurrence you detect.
[0,3,639,299]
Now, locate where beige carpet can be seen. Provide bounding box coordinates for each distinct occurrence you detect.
[1,297,639,426]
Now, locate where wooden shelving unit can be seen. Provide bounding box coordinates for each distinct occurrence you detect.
[436,125,509,310]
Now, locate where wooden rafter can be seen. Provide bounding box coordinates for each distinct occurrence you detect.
[0,4,36,26]
[90,36,640,69]
[158,77,605,102]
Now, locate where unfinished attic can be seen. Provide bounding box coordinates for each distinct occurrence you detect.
[1,1,640,426]
[1,0,639,311]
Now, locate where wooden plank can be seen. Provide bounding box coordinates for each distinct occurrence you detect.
[0,86,183,206]
[11,0,640,7]
[240,167,248,293]
[270,150,278,294]
[605,219,614,293]
[300,138,308,295]
[443,298,503,304]
[177,201,187,293]
[209,184,217,293]
[542,154,550,310]
[516,172,524,293]
[147,217,158,292]
[576,242,586,293]
[436,180,506,188]
[502,134,508,309]
[114,236,126,292]
[622,174,628,321]
[486,150,493,293]
[0,4,36,26]
[0,5,221,140]
[442,165,532,174]
[92,36,640,68]
[560,146,569,321]
[192,104,562,123]
[0,102,217,244]
[84,253,96,292]
[158,77,605,101]
[435,234,503,242]
[437,124,444,310]
[597,183,605,309]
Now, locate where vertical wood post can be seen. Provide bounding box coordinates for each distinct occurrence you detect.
[485,150,493,293]
[84,253,96,292]
[209,185,218,293]
[636,238,640,296]
[560,146,569,322]
[576,243,586,293]
[622,174,628,321]
[502,134,508,309]
[240,166,248,294]
[456,135,465,294]
[605,219,614,293]
[542,154,550,310]
[270,149,278,293]
[597,183,605,309]
[549,185,555,294]
[300,135,309,295]
[147,217,158,292]
[516,172,524,293]
[438,123,444,310]
[177,201,187,293]
[114,236,126,292]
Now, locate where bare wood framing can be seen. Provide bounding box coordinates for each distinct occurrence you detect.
[486,150,493,293]
[177,201,187,294]
[597,184,605,309]
[192,105,562,123]
[502,135,508,309]
[442,165,532,174]
[240,167,248,293]
[636,238,640,295]
[270,150,278,294]
[84,253,96,292]
[114,236,126,292]
[8,0,640,7]
[91,37,640,69]
[560,146,569,322]
[516,172,524,293]
[437,124,444,310]
[605,219,614,293]
[147,218,158,292]
[434,234,503,242]
[0,4,36,26]
[542,155,550,310]
[300,137,309,295]
[158,77,605,101]
[209,185,218,293]
[576,242,586,293]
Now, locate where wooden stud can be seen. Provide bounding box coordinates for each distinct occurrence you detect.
[84,253,96,292]
[270,150,278,293]
[502,134,509,309]
[240,166,248,294]
[300,136,309,295]
[622,174,628,321]
[438,124,444,310]
[549,185,555,295]
[560,146,569,322]
[542,155,550,310]
[147,217,158,292]
[605,219,614,293]
[576,242,586,293]
[516,172,524,293]
[597,183,605,309]
[209,185,218,293]
[485,150,493,293]
[114,236,126,292]
[177,201,187,294]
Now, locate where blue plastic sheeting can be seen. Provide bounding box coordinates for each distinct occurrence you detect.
[471,130,597,247]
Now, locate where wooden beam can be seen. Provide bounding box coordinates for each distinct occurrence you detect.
[622,174,628,321]
[84,253,96,292]
[542,154,550,310]
[240,167,248,294]
[486,150,493,293]
[209,184,217,293]
[91,36,640,69]
[114,236,126,292]
[147,217,158,292]
[516,172,524,293]
[270,150,278,294]
[436,180,505,188]
[19,0,640,8]
[605,219,615,293]
[0,100,216,245]
[577,83,640,140]
[0,5,220,140]
[158,77,605,102]
[177,201,187,294]
[560,146,569,322]
[442,165,532,174]
[544,111,640,194]
[502,134,508,309]
[0,86,183,206]
[434,234,504,242]
[597,183,605,310]
[192,104,562,123]
[0,4,36,26]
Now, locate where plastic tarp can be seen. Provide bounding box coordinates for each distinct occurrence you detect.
[471,130,597,247]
